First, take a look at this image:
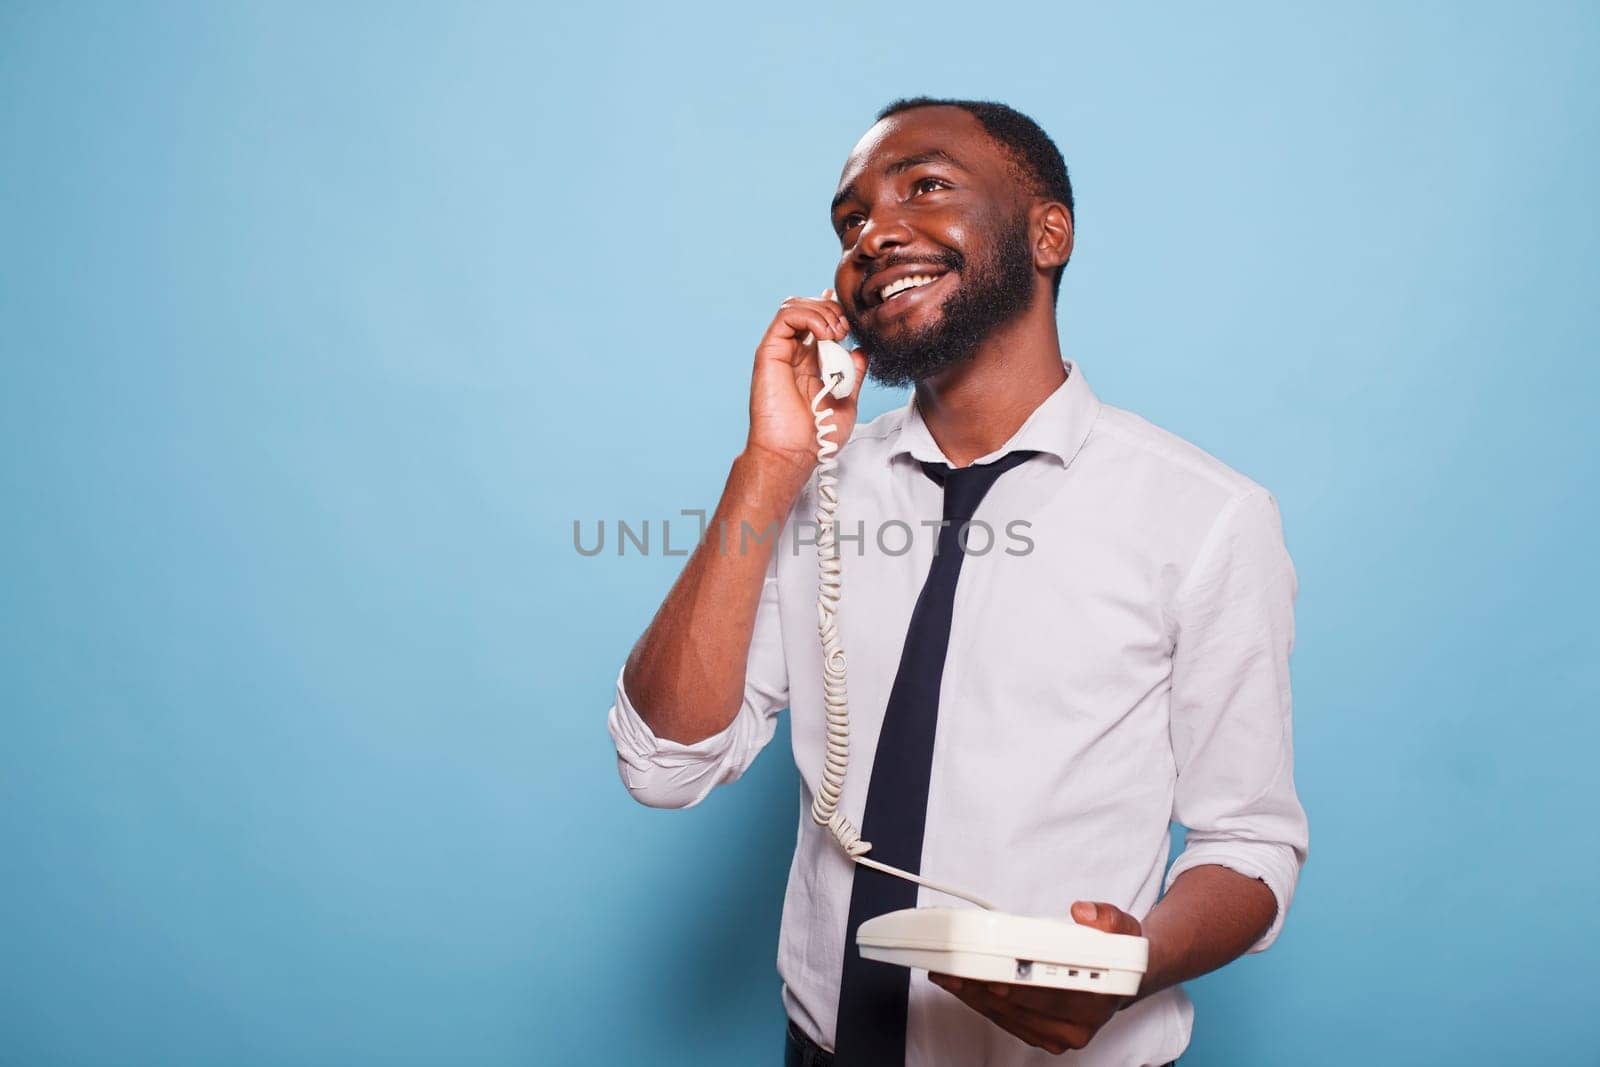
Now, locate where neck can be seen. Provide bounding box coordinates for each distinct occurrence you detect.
[912,301,1067,468]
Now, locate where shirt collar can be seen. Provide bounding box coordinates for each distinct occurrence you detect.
[887,358,1101,469]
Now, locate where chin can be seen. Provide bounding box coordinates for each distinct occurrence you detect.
[877,297,953,340]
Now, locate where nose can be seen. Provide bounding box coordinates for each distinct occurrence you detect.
[854,208,913,262]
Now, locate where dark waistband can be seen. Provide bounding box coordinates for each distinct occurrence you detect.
[785,1019,833,1067]
[786,1016,1177,1066]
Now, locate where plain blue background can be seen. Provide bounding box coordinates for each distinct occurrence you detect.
[3,2,1596,1064]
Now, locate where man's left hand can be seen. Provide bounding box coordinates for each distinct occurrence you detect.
[928,901,1143,1056]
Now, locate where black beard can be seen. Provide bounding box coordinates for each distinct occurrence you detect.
[847,212,1038,389]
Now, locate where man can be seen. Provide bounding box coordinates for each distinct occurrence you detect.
[607,97,1308,1065]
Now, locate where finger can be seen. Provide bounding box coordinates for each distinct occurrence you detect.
[981,981,1088,1020]
[778,299,848,343]
[784,294,844,321]
[813,289,849,335]
[940,979,1092,1054]
[936,980,1057,1052]
[972,996,1094,1054]
[940,985,1056,1043]
[821,300,848,339]
[1070,900,1141,936]
[1007,983,1121,1023]
[1004,1007,1092,1055]
[764,305,842,354]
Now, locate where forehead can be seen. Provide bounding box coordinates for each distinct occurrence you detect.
[833,106,1009,202]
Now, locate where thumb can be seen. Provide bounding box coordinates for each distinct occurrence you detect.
[1071,900,1141,935]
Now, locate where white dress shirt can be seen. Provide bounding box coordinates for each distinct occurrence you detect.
[608,358,1308,1066]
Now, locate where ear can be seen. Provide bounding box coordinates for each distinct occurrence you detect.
[1032,200,1074,273]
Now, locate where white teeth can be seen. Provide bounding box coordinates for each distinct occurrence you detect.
[878,273,939,303]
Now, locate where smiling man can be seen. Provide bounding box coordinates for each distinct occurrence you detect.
[608,98,1308,1065]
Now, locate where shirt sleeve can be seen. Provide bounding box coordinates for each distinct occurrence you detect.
[606,547,791,810]
[1164,488,1309,953]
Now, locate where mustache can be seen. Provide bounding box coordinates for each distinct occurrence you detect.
[871,249,965,282]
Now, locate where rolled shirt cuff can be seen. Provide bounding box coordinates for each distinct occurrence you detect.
[1163,839,1303,953]
[605,665,745,809]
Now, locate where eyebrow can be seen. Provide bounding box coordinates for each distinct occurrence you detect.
[830,148,970,217]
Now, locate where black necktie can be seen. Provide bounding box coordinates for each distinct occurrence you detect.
[832,448,1042,1065]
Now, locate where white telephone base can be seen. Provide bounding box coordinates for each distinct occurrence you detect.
[857,907,1148,996]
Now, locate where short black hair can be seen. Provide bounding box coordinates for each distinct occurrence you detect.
[874,97,1075,303]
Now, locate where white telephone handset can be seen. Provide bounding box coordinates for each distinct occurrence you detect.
[809,334,858,400]
[803,329,1149,997]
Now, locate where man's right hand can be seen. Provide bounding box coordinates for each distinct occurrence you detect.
[625,291,865,745]
[745,289,868,479]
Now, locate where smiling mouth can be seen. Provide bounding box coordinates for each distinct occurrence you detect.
[877,272,943,303]
[866,272,952,316]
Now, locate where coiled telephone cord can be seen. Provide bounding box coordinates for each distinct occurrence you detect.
[806,373,994,912]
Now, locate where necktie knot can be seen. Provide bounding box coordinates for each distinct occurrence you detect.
[918,450,1041,523]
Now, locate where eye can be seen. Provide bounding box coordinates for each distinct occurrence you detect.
[912,176,949,195]
[838,212,865,237]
